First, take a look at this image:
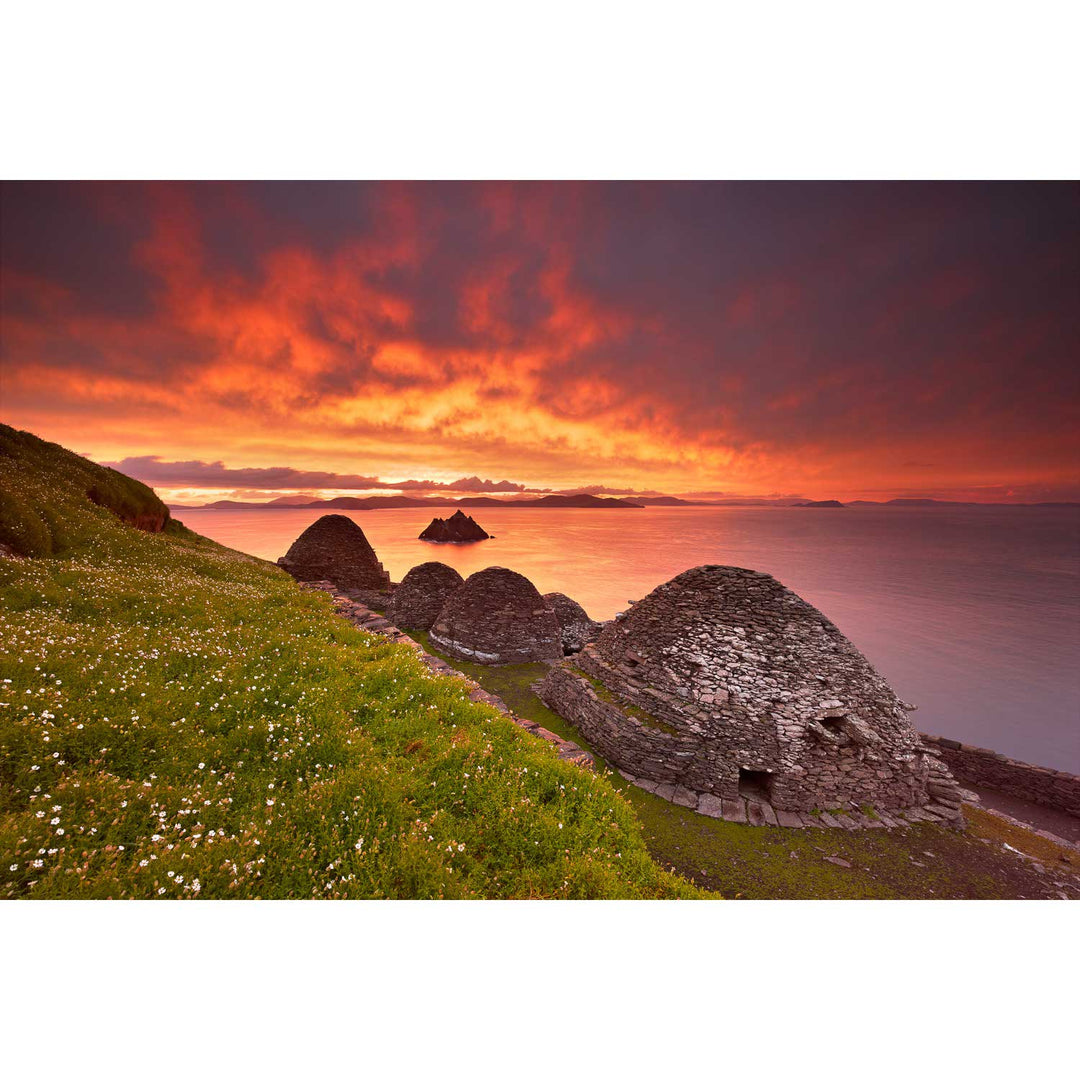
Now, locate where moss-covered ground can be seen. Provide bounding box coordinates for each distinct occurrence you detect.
[413,634,1080,899]
[0,425,700,900]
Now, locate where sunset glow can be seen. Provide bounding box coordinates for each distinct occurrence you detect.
[2,181,1077,503]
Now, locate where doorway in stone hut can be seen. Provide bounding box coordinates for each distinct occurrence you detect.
[738,768,774,802]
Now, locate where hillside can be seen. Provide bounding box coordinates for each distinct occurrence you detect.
[0,425,696,899]
[0,426,174,556]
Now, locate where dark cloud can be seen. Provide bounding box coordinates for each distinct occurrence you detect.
[555,485,666,497]
[100,456,531,494]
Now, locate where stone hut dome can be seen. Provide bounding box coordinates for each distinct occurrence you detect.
[539,564,959,816]
[542,592,600,655]
[387,561,465,630]
[429,566,561,664]
[277,514,390,592]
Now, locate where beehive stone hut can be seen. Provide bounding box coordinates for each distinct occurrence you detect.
[277,514,390,593]
[387,561,465,630]
[543,592,601,655]
[429,567,562,664]
[538,565,963,820]
[419,509,489,543]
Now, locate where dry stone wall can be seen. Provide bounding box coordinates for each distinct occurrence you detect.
[298,580,593,768]
[921,734,1080,817]
[543,592,600,654]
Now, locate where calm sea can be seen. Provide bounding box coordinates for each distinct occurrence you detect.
[178,504,1080,772]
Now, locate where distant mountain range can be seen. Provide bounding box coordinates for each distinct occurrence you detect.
[170,492,648,511]
[166,493,1080,512]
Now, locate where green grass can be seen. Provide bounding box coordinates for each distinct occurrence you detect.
[0,425,700,899]
[408,630,590,748]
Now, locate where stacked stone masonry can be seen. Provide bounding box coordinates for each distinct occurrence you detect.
[387,561,465,631]
[278,514,390,592]
[543,591,601,654]
[538,565,966,824]
[306,581,953,831]
[298,581,593,768]
[430,566,562,664]
[921,734,1080,817]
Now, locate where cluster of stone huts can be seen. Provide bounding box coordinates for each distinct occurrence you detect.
[277,514,597,663]
[278,515,964,823]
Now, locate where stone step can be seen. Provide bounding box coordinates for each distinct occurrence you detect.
[672,785,699,809]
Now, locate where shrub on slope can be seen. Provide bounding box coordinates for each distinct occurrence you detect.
[0,429,697,899]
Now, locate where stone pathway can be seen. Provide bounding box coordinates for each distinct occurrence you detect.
[617,770,963,830]
[302,582,594,769]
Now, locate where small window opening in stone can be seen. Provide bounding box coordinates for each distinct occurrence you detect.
[738,768,774,800]
[820,715,846,733]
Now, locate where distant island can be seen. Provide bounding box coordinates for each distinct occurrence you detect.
[166,492,1080,512]
[171,493,645,510]
[419,509,490,542]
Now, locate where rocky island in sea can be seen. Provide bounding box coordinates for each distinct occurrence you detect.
[419,509,490,543]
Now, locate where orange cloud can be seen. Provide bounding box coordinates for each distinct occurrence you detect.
[2,181,1078,502]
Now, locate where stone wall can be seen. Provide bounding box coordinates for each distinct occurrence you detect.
[921,734,1080,817]
[300,581,593,769]
[543,592,600,654]
[538,664,699,785]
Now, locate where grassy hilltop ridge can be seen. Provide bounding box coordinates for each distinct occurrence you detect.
[0,425,175,558]
[0,424,698,898]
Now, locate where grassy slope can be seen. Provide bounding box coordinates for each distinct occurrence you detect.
[0,425,699,899]
[413,634,1080,899]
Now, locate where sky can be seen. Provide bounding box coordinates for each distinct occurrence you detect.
[2,181,1078,504]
